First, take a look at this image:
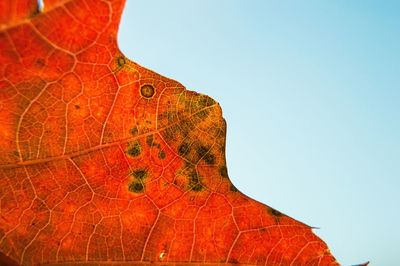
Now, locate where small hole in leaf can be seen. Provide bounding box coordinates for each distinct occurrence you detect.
[37,0,44,11]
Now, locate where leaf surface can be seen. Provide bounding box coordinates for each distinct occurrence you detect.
[0,0,339,265]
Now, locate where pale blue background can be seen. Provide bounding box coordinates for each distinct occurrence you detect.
[118,1,400,265]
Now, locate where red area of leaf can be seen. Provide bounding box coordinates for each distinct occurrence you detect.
[0,0,339,265]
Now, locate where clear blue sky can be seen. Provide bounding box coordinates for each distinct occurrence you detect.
[118,1,400,265]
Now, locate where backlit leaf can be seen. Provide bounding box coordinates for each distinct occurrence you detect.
[0,0,339,265]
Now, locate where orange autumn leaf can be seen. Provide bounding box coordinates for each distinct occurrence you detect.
[0,0,339,265]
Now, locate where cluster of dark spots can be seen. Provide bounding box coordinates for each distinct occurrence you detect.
[197,145,215,164]
[140,84,155,99]
[146,134,161,148]
[117,56,126,67]
[127,141,141,157]
[197,145,208,158]
[128,162,149,193]
[145,134,164,159]
[178,143,190,156]
[158,150,166,160]
[268,207,284,217]
[203,153,215,164]
[131,169,148,180]
[219,166,228,178]
[128,181,144,193]
[130,127,138,136]
[229,184,238,192]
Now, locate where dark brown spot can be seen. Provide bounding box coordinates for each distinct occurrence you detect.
[189,173,199,184]
[197,145,208,158]
[132,169,148,180]
[203,153,215,164]
[127,142,141,157]
[188,169,204,192]
[146,134,161,148]
[74,104,80,109]
[35,58,45,67]
[140,84,155,98]
[178,143,190,156]
[117,56,126,66]
[146,135,154,146]
[130,127,138,136]
[269,207,283,217]
[219,166,228,178]
[158,150,166,160]
[190,182,204,192]
[230,184,238,192]
[197,145,215,164]
[128,181,144,193]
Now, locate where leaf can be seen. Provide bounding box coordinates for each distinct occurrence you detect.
[0,0,339,265]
